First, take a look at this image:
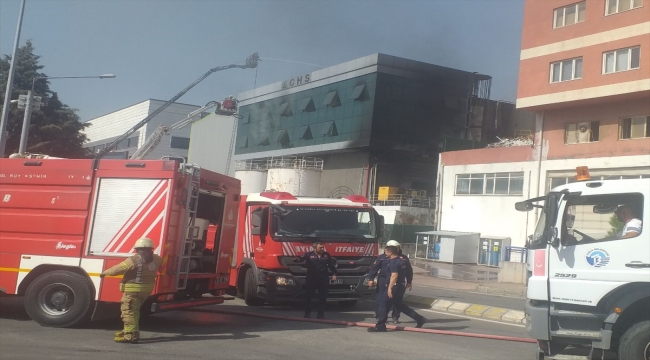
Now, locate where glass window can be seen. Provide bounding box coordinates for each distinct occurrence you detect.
[619,116,650,139]
[170,136,190,150]
[238,136,248,148]
[279,103,293,117]
[561,193,644,245]
[550,58,582,83]
[322,91,341,107]
[604,47,641,73]
[298,97,316,112]
[565,121,599,144]
[606,0,642,14]
[456,172,524,195]
[351,84,367,101]
[554,2,586,28]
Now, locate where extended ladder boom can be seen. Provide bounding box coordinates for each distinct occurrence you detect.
[95,52,259,159]
[129,101,219,160]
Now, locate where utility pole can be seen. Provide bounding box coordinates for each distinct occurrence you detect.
[0,0,27,157]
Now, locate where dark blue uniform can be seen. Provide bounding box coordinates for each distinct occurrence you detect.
[367,251,413,320]
[372,256,425,331]
[296,251,337,316]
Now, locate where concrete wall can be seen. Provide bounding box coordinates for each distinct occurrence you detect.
[498,261,527,284]
[318,151,369,197]
[438,159,538,247]
[188,113,236,176]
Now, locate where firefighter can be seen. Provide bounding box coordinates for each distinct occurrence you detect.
[100,238,162,343]
[368,245,425,332]
[293,241,337,319]
[366,240,413,323]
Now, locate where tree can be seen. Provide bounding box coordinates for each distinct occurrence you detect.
[607,214,624,237]
[0,40,90,158]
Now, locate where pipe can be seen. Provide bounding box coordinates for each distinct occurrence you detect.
[533,111,545,223]
[364,162,371,198]
[187,307,536,344]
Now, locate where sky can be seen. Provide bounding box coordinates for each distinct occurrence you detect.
[0,0,525,122]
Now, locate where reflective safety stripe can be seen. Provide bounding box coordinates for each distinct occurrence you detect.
[119,283,154,293]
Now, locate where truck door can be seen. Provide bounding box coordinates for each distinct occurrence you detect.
[548,192,649,307]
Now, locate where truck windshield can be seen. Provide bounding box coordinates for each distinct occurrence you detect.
[272,206,376,241]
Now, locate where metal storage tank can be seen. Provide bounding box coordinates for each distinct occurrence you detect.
[265,157,323,196]
[234,160,268,195]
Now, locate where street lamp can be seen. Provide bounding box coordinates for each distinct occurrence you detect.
[17,74,116,154]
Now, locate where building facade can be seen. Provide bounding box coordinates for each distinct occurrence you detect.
[436,0,650,247]
[83,99,200,160]
[231,53,495,201]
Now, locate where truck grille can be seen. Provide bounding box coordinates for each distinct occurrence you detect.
[278,256,375,277]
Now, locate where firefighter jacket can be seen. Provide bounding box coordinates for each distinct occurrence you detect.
[102,253,163,294]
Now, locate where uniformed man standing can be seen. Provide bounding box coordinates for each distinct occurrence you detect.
[294,241,337,319]
[100,238,162,343]
[368,245,425,332]
[367,240,413,323]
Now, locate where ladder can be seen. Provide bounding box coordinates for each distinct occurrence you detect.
[175,164,201,290]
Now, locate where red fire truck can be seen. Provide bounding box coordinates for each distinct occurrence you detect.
[0,157,240,327]
[229,192,383,307]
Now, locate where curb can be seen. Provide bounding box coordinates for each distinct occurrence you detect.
[402,295,526,325]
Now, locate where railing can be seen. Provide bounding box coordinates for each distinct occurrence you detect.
[235,156,324,172]
[370,194,435,208]
[505,246,528,263]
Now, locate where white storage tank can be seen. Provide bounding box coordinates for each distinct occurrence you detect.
[265,157,323,197]
[234,160,268,195]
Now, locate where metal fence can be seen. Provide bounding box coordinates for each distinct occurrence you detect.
[505,246,528,263]
[370,194,435,208]
[235,156,324,171]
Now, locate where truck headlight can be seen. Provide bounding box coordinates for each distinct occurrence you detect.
[275,276,295,286]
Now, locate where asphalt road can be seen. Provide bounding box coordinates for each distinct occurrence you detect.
[0,296,534,360]
[408,284,527,311]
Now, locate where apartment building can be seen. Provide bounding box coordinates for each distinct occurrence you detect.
[434,0,650,247]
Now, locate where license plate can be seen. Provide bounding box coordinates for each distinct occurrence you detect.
[330,279,343,285]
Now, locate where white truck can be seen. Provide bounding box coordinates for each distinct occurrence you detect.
[516,170,649,360]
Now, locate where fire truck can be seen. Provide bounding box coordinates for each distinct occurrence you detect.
[0,157,241,327]
[229,192,384,307]
[516,168,650,360]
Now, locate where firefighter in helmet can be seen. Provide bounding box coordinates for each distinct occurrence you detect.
[100,238,162,343]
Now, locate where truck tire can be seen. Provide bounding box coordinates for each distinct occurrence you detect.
[24,270,94,328]
[244,268,264,306]
[618,320,650,360]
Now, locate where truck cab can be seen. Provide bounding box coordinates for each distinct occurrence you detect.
[517,171,650,360]
[230,192,383,307]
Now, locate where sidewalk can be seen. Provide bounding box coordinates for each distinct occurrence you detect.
[399,260,528,325]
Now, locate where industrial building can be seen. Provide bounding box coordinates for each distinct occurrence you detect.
[82,99,201,160]
[435,0,650,249]
[226,53,531,202]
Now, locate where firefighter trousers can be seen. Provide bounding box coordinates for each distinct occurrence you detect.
[304,276,329,314]
[120,292,147,335]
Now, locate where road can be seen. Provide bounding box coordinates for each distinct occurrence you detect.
[0,296,534,360]
[408,284,526,311]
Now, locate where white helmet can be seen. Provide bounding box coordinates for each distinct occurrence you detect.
[9,153,25,158]
[134,238,155,249]
[386,240,401,247]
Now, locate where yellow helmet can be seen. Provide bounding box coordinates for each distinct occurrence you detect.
[134,238,155,249]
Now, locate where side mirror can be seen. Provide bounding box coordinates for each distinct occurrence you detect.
[250,207,268,238]
[515,201,534,212]
[551,227,560,248]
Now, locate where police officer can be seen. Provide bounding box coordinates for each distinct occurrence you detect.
[367,240,413,323]
[368,245,425,332]
[100,238,162,343]
[294,241,337,319]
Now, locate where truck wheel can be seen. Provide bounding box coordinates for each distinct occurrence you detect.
[24,270,94,328]
[618,320,650,360]
[244,268,264,306]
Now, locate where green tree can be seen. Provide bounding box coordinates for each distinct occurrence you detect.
[607,214,624,237]
[0,40,90,158]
